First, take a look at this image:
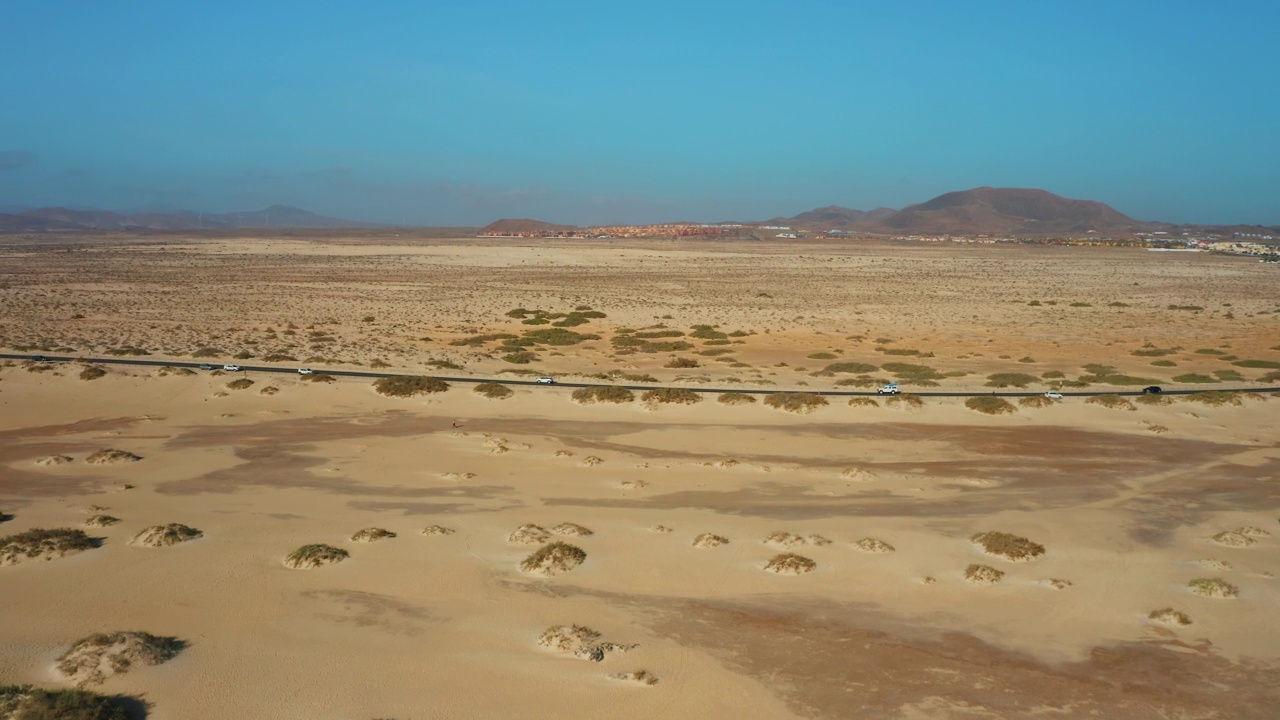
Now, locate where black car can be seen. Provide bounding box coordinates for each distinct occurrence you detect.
[198,363,215,370]
[32,355,48,362]
[1142,386,1163,395]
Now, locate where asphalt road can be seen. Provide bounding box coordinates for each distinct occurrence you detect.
[6,353,1277,399]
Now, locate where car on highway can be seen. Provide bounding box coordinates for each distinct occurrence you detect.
[298,367,314,375]
[536,376,556,385]
[222,364,243,372]
[198,363,214,370]
[1142,385,1163,395]
[877,382,900,395]
[1044,391,1064,399]
[32,355,48,362]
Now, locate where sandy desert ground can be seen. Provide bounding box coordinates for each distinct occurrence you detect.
[1,236,1279,719]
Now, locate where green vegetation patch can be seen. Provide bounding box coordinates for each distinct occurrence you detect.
[633,329,685,339]
[965,396,1016,415]
[1168,305,1204,311]
[502,351,538,364]
[449,333,518,347]
[1173,373,1218,384]
[689,325,728,340]
[664,357,699,368]
[1233,359,1280,369]
[1194,348,1226,355]
[806,352,837,360]
[823,362,878,374]
[571,386,634,404]
[373,375,449,397]
[79,366,107,381]
[1132,347,1181,357]
[880,362,944,381]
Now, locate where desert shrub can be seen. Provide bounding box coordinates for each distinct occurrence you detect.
[1148,608,1192,626]
[0,684,132,720]
[85,449,142,464]
[83,515,119,528]
[880,362,944,381]
[1232,359,1280,369]
[1173,373,1218,383]
[474,382,513,399]
[634,330,685,339]
[520,541,586,576]
[692,533,729,548]
[225,378,254,390]
[132,524,202,547]
[884,393,924,408]
[764,553,816,574]
[1041,370,1065,379]
[985,373,1037,388]
[157,366,196,377]
[572,386,634,404]
[261,353,297,362]
[1018,396,1054,408]
[641,388,701,405]
[876,347,933,357]
[502,351,538,364]
[833,375,882,388]
[824,362,878,374]
[1183,391,1244,407]
[57,631,183,686]
[848,397,879,407]
[807,352,837,360]
[1150,360,1177,367]
[854,538,894,553]
[78,366,107,381]
[1168,305,1204,311]
[302,373,336,383]
[522,328,599,346]
[1,528,95,564]
[351,527,396,542]
[971,531,1045,561]
[284,544,348,569]
[717,393,756,405]
[763,392,827,414]
[1188,578,1237,598]
[1194,348,1226,355]
[689,325,728,340]
[964,564,1005,584]
[1213,369,1244,381]
[1086,395,1135,410]
[425,359,463,370]
[1259,370,1280,383]
[374,375,449,397]
[664,356,699,368]
[965,397,1016,415]
[1132,347,1180,357]
[1135,393,1174,405]
[449,333,517,347]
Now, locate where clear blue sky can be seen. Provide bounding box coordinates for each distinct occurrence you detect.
[2,1,1277,225]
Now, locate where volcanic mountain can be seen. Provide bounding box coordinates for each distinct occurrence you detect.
[876,187,1141,234]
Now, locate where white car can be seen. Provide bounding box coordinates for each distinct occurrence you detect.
[298,367,314,375]
[536,377,556,385]
[222,364,243,372]
[877,383,900,395]
[1044,391,1064,399]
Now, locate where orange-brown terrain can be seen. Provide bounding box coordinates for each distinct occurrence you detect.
[1,235,1278,719]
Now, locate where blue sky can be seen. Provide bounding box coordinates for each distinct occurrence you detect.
[2,1,1277,225]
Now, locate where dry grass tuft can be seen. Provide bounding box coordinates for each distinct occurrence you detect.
[572,386,634,404]
[0,684,134,719]
[284,543,349,569]
[509,524,551,544]
[520,541,586,576]
[847,397,879,407]
[971,531,1045,561]
[1148,608,1193,626]
[83,515,120,528]
[1047,578,1073,589]
[763,392,828,414]
[85,449,142,465]
[421,525,455,536]
[764,531,831,548]
[692,533,729,548]
[641,387,701,405]
[550,522,593,537]
[1183,391,1244,407]
[373,375,449,397]
[474,382,513,399]
[884,393,924,408]
[649,525,673,533]
[965,396,1016,414]
[1018,396,1055,408]
[1188,577,1238,598]
[56,631,183,687]
[1211,531,1255,547]
[854,537,895,553]
[717,392,757,405]
[964,564,1006,585]
[1234,526,1270,537]
[609,670,659,685]
[1086,395,1136,411]
[765,552,816,574]
[1,528,96,565]
[78,366,107,381]
[36,455,74,466]
[351,527,397,542]
[538,625,634,661]
[131,523,202,547]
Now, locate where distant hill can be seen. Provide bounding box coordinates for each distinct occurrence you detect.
[880,187,1139,234]
[479,218,578,235]
[787,205,896,230]
[0,205,373,232]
